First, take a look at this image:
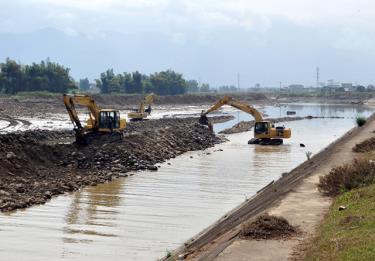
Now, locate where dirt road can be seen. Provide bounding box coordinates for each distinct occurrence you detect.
[165,113,375,261]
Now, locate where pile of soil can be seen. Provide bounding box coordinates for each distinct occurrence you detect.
[239,214,298,240]
[0,117,223,212]
[219,117,305,134]
[352,136,375,153]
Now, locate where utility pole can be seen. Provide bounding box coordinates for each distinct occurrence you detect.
[316,67,320,88]
[237,73,240,90]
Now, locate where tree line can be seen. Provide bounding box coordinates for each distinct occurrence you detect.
[0,58,76,94]
[0,58,211,95]
[95,69,211,95]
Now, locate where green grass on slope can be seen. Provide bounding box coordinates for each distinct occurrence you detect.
[304,183,375,261]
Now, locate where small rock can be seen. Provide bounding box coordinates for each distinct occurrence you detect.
[6,152,16,160]
[147,165,158,171]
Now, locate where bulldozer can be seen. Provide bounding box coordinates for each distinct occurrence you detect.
[200,96,291,145]
[127,94,154,121]
[63,94,126,144]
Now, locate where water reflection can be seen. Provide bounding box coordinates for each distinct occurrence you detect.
[63,180,124,243]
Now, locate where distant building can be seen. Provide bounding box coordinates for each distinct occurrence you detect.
[326,79,340,88]
[341,83,353,92]
[288,84,305,93]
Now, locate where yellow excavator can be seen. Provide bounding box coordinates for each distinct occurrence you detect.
[63,94,126,144]
[200,96,291,145]
[127,94,155,121]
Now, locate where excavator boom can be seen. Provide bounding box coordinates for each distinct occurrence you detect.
[128,93,155,121]
[63,94,100,131]
[201,95,263,122]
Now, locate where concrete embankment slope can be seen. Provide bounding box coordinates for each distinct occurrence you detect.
[166,114,375,261]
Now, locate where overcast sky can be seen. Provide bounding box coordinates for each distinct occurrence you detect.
[1,0,375,87]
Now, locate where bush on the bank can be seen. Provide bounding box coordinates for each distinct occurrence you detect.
[353,137,375,153]
[318,159,375,196]
[356,116,367,127]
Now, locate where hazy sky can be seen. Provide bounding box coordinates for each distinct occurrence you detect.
[1,0,375,87]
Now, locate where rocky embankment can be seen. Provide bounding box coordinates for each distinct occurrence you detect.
[0,117,225,212]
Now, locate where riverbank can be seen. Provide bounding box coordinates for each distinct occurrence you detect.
[165,113,375,261]
[1,92,372,119]
[0,117,226,212]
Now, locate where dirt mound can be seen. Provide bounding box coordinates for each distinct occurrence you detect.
[219,117,305,134]
[352,136,375,153]
[0,117,223,212]
[239,214,298,240]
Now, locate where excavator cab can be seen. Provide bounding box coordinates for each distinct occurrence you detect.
[254,122,269,135]
[98,110,121,131]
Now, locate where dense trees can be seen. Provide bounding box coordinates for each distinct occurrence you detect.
[0,58,211,95]
[95,69,207,95]
[0,58,76,94]
[79,78,90,91]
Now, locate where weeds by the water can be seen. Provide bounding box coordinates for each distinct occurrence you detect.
[318,159,375,196]
[356,116,367,127]
[305,151,313,160]
[165,250,172,258]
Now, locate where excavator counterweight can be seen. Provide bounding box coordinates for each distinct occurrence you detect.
[200,96,291,145]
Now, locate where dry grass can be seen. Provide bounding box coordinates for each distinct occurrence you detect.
[352,137,375,153]
[318,159,375,197]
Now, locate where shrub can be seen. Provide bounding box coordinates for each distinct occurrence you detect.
[356,116,367,127]
[353,137,375,153]
[318,159,375,196]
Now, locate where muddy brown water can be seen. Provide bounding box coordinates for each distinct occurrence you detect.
[0,104,373,261]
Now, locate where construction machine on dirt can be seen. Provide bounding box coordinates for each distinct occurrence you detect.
[127,94,155,121]
[63,94,126,144]
[200,96,291,145]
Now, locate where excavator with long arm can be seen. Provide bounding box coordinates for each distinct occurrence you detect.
[63,94,126,144]
[200,96,291,145]
[127,94,155,121]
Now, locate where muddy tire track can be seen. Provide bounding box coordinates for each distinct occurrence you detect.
[0,116,31,132]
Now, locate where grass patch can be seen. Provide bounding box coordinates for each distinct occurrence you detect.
[304,184,375,261]
[318,159,375,197]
